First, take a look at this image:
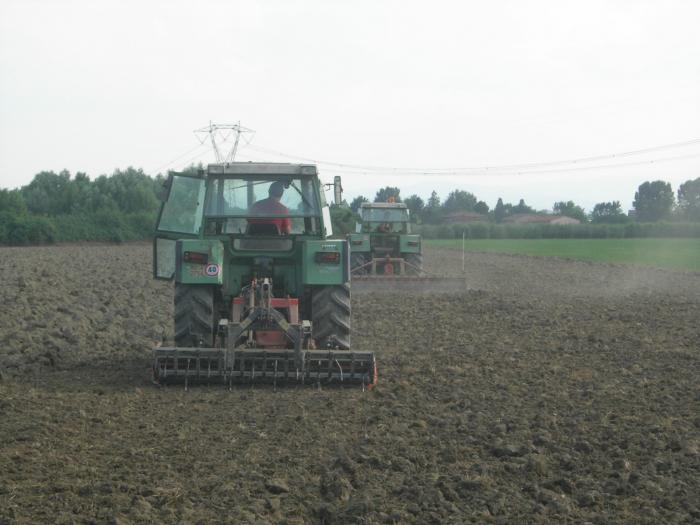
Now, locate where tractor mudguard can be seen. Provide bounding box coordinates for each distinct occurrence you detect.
[176,239,225,285]
[348,233,370,253]
[400,234,421,254]
[302,239,350,285]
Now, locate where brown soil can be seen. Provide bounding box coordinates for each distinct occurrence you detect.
[1,244,698,524]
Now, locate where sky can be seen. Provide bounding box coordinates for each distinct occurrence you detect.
[1,0,699,211]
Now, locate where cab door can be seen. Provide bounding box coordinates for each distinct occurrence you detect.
[153,173,206,280]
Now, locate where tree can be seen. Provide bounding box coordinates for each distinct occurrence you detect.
[374,187,401,203]
[553,201,587,222]
[494,198,506,223]
[330,204,358,234]
[423,191,442,224]
[677,177,700,221]
[443,189,477,213]
[0,189,27,215]
[350,195,369,213]
[512,198,534,214]
[633,180,674,222]
[22,170,73,215]
[427,191,440,208]
[590,201,627,224]
[69,172,94,213]
[103,167,160,213]
[403,194,424,222]
[474,200,489,215]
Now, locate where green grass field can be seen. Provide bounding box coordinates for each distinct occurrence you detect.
[426,238,700,271]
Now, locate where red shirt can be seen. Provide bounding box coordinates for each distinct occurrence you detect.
[249,198,292,234]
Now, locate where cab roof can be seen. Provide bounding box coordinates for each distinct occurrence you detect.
[360,202,407,209]
[207,162,318,176]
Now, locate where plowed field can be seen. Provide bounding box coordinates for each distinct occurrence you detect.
[1,244,699,524]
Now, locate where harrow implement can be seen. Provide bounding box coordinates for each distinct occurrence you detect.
[350,256,467,293]
[153,347,377,389]
[350,252,467,293]
[153,278,377,389]
[351,273,467,293]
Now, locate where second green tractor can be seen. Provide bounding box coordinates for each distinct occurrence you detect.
[348,201,423,276]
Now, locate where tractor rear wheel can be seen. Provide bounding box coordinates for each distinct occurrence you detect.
[312,284,351,350]
[405,253,423,275]
[174,283,216,347]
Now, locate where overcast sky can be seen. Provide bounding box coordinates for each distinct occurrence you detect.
[1,0,698,211]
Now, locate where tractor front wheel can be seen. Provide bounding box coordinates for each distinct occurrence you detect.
[174,283,216,347]
[312,284,351,350]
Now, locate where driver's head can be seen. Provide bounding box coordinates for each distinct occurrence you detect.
[269,181,285,200]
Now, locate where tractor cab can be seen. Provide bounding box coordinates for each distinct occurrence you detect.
[155,165,330,238]
[202,171,324,237]
[153,164,336,289]
[359,201,411,234]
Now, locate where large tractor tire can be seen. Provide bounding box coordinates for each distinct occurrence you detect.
[312,284,351,350]
[174,283,216,347]
[351,253,367,275]
[405,253,423,275]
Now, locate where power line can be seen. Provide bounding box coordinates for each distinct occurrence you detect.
[318,152,700,177]
[169,146,218,172]
[152,133,700,178]
[149,142,209,174]
[242,138,700,174]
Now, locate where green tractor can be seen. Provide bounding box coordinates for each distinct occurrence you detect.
[348,201,423,276]
[152,163,376,388]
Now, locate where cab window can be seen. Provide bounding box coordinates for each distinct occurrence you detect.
[157,176,206,234]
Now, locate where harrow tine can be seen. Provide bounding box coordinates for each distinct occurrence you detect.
[273,359,278,391]
[335,359,344,383]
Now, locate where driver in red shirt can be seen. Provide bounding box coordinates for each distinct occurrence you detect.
[248,181,292,234]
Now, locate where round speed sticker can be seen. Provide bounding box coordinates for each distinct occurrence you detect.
[205,264,220,277]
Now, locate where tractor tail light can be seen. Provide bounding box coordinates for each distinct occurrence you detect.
[316,251,341,264]
[183,251,208,264]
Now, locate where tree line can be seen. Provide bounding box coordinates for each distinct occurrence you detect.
[1,167,699,244]
[0,168,163,244]
[345,177,700,225]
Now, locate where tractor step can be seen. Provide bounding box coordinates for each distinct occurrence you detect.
[351,275,467,293]
[153,347,377,389]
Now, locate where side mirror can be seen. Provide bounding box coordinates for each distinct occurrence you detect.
[333,176,342,205]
